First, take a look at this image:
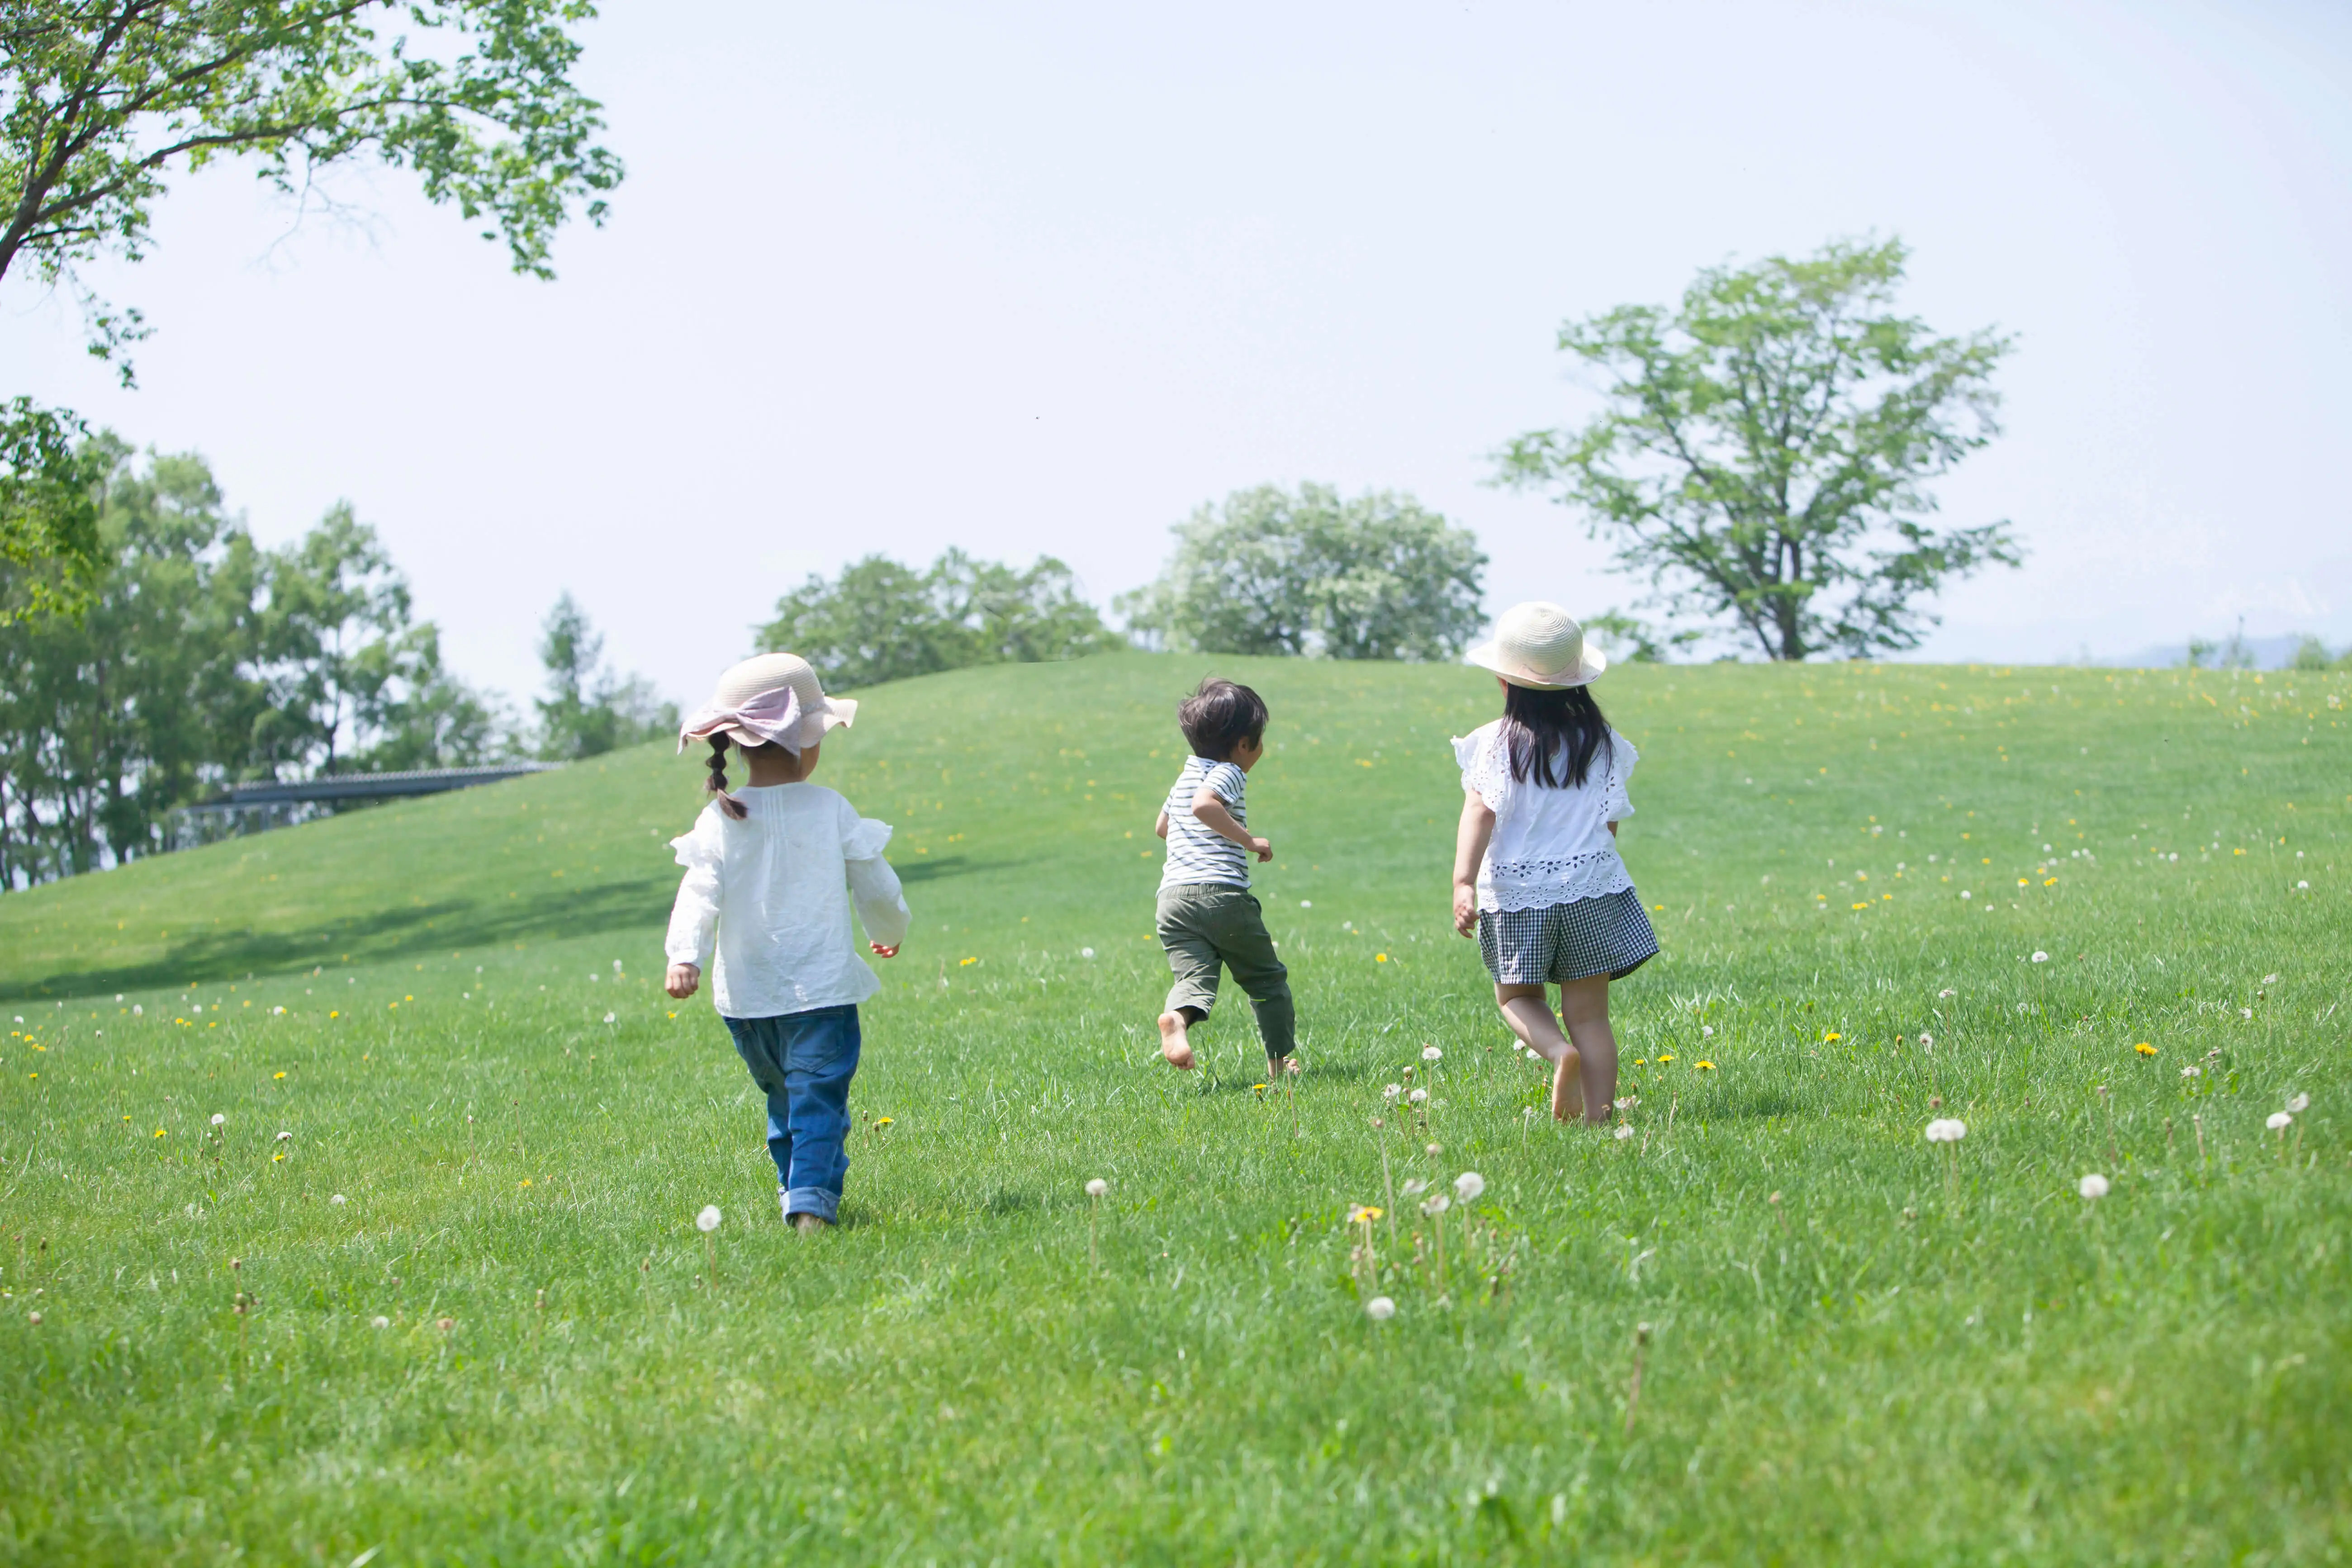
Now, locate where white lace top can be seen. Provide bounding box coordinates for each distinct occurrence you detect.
[1452,720,1638,914]
[664,783,910,1018]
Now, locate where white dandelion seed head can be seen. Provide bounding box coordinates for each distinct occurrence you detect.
[1399,1178,1427,1197]
[1614,1124,1635,1140]
[2262,973,2279,985]
[370,1315,390,1329]
[133,1004,143,1014]
[330,1194,346,1205]
[1453,1171,1485,1202]
[210,1113,225,1126]
[2286,1093,2309,1113]
[1925,1118,1967,1144]
[2077,1173,2110,1199]
[612,960,624,973]
[275,1130,291,1142]
[273,1006,284,1015]
[1365,1295,1395,1321]
[1422,1046,1443,1062]
[1938,988,1956,999]
[1080,947,1095,959]
[1382,1083,1402,1101]
[2240,1008,2253,1020]
[603,1012,616,1024]
[1702,1025,1714,1037]
[2267,1112,2294,1131]
[2181,1065,2200,1078]
[1614,1096,1638,1109]
[1408,1087,1428,1104]
[1300,900,1314,909]
[2031,951,2049,964]
[1085,1178,1109,1198]
[1426,1142,1441,1157]
[696,1204,723,1232]
[1422,1194,1451,1216]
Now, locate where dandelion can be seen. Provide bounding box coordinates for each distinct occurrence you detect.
[2031,951,2049,963]
[1919,1033,1933,1049]
[1614,1096,1637,1109]
[1382,1083,1402,1102]
[612,960,624,974]
[272,1007,284,1016]
[371,1316,390,1329]
[1347,1203,1383,1224]
[153,1128,166,1138]
[436,1317,455,1332]
[1657,1052,1676,1064]
[2287,1093,2309,1113]
[276,1130,291,1142]
[2181,1065,2201,1078]
[1701,1025,1714,1037]
[133,1004,142,1015]
[1924,1118,1967,1142]
[1425,1142,1441,1157]
[2077,1173,2110,1199]
[697,1205,722,1232]
[2134,1042,2156,1057]
[1695,1061,1716,1071]
[1408,1087,1428,1104]
[210,1113,225,1127]
[1365,1295,1395,1321]
[1614,1124,1634,1141]
[1453,1171,1485,1203]
[1085,1178,1109,1269]
[603,1013,616,1025]
[1938,988,1956,999]
[1080,947,1095,959]
[1422,1045,1442,1062]
[273,1071,287,1080]
[2262,973,2280,985]
[1400,1178,1427,1197]
[27,1311,41,1326]
[2267,1112,2293,1132]
[697,1203,723,1282]
[1300,900,1314,908]
[1375,953,1389,964]
[330,1194,346,1205]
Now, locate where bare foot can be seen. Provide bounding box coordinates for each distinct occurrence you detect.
[790,1213,827,1236]
[1157,1012,1196,1070]
[1271,1054,1301,1079]
[1551,1048,1585,1122]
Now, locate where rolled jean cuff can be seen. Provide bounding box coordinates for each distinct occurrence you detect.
[784,1184,839,1223]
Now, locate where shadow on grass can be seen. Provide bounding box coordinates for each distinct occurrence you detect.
[4,876,673,1002]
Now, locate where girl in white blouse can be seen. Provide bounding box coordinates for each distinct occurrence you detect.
[664,654,909,1232]
[1451,604,1656,1124]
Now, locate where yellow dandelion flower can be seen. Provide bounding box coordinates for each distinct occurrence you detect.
[1656,1052,1675,1064]
[959,956,977,967]
[328,1011,339,1019]
[154,1128,167,1138]
[1822,1032,1841,1043]
[873,1117,895,1128]
[272,1151,285,1163]
[1695,1061,1716,1070]
[519,1179,532,1189]
[2134,1042,2157,1056]
[1349,1204,1385,1223]
[2044,877,2058,887]
[1375,953,1389,963]
[273,1071,287,1080]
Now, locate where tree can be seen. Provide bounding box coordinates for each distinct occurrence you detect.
[1581,609,1700,665]
[758,550,1124,690]
[0,1,621,606]
[532,592,672,760]
[1495,238,2020,662]
[1117,483,1485,661]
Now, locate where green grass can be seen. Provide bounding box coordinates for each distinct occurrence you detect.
[2,651,2348,1565]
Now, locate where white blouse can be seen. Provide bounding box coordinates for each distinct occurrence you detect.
[1452,720,1638,913]
[664,783,911,1019]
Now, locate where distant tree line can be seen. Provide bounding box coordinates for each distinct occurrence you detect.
[0,443,668,889]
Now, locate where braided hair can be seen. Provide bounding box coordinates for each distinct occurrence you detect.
[705,736,749,820]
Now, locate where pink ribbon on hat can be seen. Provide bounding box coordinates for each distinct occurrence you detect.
[677,685,805,753]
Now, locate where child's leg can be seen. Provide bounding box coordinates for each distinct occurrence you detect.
[1155,889,1224,1071]
[723,1016,797,1189]
[1211,891,1296,1075]
[1495,983,1581,1121]
[774,1004,863,1224]
[1556,975,1619,1126]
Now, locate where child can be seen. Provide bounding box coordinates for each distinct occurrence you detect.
[1152,677,1298,1078]
[664,653,910,1233]
[1450,603,1655,1123]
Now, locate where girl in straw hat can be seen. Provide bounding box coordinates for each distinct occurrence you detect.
[664,653,910,1233]
[1451,603,1656,1123]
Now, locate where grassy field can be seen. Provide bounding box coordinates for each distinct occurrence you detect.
[2,651,2347,1564]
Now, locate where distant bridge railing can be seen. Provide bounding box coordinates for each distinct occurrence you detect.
[171,763,559,842]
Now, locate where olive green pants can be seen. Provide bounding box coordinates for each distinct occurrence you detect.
[1155,883,1295,1059]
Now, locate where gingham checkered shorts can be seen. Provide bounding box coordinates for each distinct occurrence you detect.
[1476,890,1658,985]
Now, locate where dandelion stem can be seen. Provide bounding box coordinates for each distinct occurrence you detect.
[1375,1127,1398,1252]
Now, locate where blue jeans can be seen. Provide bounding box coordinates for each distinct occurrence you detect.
[723,1005,861,1224]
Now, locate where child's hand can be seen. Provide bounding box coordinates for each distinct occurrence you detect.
[870,943,899,958]
[665,962,701,999]
[1249,836,1273,862]
[1452,883,1478,938]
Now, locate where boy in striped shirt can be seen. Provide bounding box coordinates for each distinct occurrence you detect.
[1152,678,1297,1077]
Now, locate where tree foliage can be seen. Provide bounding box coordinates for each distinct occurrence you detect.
[532,592,672,760]
[1118,483,1485,661]
[0,0,621,609]
[1496,237,2020,661]
[0,441,501,886]
[758,550,1123,691]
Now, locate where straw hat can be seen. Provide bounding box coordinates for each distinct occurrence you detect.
[677,652,857,754]
[1463,602,1608,689]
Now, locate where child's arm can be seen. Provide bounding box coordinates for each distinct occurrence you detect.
[848,853,909,958]
[1190,787,1272,862]
[664,853,721,997]
[1154,809,1170,840]
[1452,789,1496,937]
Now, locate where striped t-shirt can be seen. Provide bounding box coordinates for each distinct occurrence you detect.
[1159,756,1251,889]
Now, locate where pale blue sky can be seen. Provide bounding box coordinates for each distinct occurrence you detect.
[9,0,2349,701]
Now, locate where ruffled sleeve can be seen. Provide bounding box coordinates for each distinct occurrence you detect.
[837,797,908,949]
[842,815,893,861]
[1602,734,1638,822]
[664,805,727,967]
[1452,723,1508,810]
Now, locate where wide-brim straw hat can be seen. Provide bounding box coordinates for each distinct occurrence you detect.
[1463,602,1608,689]
[677,652,857,754]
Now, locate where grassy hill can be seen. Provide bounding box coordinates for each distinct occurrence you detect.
[2,652,2347,1563]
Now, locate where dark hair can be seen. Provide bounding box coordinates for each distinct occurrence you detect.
[1177,678,1268,761]
[1500,682,1614,789]
[704,736,749,820]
